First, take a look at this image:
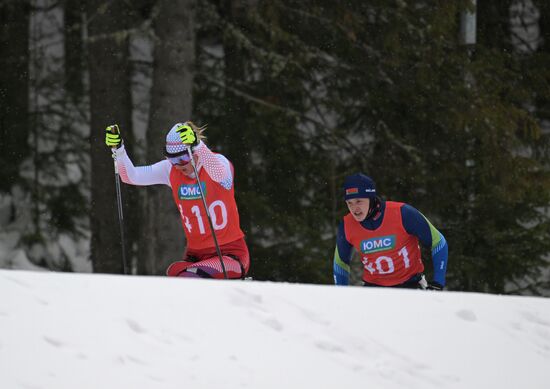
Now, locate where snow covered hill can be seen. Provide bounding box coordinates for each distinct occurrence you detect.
[1,269,549,389]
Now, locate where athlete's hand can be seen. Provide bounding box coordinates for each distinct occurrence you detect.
[175,123,198,147]
[105,124,122,148]
[427,281,444,291]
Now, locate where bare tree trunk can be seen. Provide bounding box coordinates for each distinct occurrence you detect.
[64,0,85,102]
[0,0,30,192]
[140,0,195,275]
[87,0,136,273]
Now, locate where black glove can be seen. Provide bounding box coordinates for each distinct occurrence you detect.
[427,281,444,291]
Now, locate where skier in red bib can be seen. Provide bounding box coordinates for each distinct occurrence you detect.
[333,173,448,289]
[105,122,249,279]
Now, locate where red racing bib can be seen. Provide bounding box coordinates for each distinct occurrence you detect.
[169,163,244,250]
[343,201,424,285]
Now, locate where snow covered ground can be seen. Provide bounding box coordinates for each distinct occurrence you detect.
[1,269,550,389]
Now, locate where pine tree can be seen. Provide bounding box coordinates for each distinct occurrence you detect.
[0,0,30,193]
[194,0,550,291]
[288,0,550,293]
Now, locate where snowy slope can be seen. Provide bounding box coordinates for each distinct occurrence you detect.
[1,269,549,389]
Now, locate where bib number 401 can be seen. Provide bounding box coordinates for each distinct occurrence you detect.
[178,200,228,234]
[362,247,410,275]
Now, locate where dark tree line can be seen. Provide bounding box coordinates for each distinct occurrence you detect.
[1,0,549,295]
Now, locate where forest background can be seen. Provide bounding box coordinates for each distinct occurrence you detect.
[1,0,550,295]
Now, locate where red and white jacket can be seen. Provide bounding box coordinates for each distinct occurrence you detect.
[114,142,244,250]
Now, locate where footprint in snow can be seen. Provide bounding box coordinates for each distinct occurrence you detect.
[126,319,147,334]
[456,309,477,322]
[43,336,64,348]
[262,317,283,332]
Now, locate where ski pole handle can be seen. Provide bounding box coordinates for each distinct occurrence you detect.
[106,124,121,173]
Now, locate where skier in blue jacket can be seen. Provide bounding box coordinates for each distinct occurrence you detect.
[333,173,448,289]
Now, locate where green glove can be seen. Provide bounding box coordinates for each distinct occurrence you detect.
[175,123,198,147]
[105,124,122,148]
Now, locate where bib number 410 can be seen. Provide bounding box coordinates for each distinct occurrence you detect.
[362,247,410,275]
[178,200,228,234]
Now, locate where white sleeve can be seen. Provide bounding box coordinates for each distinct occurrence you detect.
[194,141,233,190]
[114,145,172,187]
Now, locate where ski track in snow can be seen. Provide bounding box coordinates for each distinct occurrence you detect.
[1,270,550,389]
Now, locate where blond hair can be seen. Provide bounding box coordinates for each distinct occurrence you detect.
[186,121,207,143]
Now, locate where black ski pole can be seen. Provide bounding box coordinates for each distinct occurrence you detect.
[186,146,228,279]
[109,125,128,275]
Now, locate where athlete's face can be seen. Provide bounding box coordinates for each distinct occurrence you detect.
[168,154,199,176]
[346,198,370,222]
